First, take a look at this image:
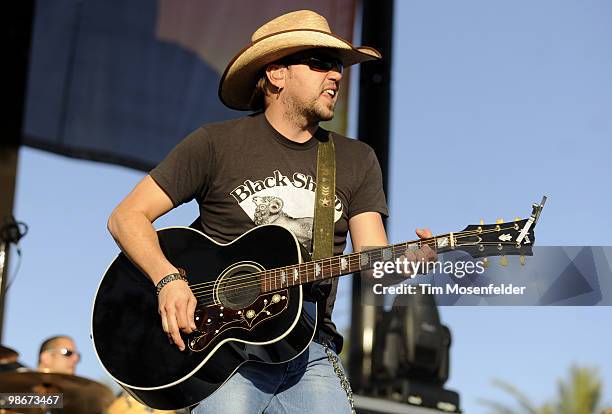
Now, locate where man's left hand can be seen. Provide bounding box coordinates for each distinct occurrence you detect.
[398,227,437,277]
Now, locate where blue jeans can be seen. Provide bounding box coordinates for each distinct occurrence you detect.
[191,341,354,414]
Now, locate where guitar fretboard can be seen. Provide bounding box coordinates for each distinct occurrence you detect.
[259,233,457,292]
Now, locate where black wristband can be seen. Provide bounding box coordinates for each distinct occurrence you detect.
[156,267,187,296]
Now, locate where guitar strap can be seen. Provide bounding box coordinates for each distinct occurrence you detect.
[312,131,335,260]
[312,132,355,413]
[309,131,335,335]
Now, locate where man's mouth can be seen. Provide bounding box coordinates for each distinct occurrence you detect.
[322,89,336,98]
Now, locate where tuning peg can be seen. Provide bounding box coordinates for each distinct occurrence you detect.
[496,218,504,224]
[482,257,489,268]
[480,219,484,225]
[514,216,521,221]
[520,255,525,266]
[500,256,508,267]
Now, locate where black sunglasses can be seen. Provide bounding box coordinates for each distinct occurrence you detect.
[283,55,343,74]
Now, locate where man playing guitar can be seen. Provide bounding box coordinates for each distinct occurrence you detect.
[107,10,435,413]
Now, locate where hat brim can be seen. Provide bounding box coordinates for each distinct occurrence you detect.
[219,29,381,110]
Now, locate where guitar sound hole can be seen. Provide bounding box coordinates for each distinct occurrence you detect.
[217,264,262,309]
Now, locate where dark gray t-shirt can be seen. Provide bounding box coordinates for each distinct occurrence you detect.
[150,112,388,350]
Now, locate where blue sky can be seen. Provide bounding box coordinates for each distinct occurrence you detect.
[4,1,612,412]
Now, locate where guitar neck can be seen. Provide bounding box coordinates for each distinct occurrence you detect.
[259,233,457,293]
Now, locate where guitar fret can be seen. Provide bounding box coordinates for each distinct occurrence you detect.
[359,251,369,269]
[340,257,347,272]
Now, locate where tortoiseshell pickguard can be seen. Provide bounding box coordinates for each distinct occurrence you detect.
[188,290,289,352]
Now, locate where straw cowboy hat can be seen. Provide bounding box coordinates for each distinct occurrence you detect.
[219,9,382,110]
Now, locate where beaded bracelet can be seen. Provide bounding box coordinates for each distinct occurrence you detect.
[156,267,188,296]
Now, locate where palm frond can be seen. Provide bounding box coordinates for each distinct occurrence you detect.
[491,379,540,414]
[557,365,602,414]
[478,398,519,414]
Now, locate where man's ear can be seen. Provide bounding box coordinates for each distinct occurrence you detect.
[266,64,286,90]
[39,351,51,367]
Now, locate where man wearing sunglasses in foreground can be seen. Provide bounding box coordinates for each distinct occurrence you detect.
[108,9,435,413]
[37,335,80,375]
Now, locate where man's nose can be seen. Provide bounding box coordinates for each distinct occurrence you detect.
[327,69,342,83]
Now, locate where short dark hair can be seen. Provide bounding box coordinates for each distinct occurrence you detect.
[249,73,270,112]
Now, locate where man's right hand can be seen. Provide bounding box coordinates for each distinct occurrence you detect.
[158,279,198,351]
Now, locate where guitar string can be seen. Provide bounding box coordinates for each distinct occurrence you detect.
[196,242,532,306]
[187,224,527,298]
[191,239,527,305]
[186,223,524,294]
[186,227,530,304]
[188,230,472,297]
[186,223,519,294]
[192,240,531,306]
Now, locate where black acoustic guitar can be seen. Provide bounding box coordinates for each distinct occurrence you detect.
[91,197,546,410]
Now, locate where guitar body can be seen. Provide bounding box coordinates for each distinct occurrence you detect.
[91,225,317,410]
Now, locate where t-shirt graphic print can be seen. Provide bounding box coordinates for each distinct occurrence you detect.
[229,169,343,249]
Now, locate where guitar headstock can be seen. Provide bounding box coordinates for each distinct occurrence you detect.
[453,196,547,262]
